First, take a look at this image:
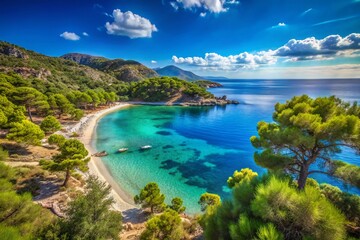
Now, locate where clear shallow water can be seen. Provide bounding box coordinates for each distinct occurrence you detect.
[95,79,360,213]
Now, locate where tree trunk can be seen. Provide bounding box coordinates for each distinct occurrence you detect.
[151,205,154,214]
[27,106,33,122]
[63,168,70,187]
[297,163,309,190]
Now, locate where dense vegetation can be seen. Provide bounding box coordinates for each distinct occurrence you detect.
[0,42,119,92]
[130,77,214,102]
[201,172,349,240]
[0,161,54,239]
[39,176,123,240]
[0,73,119,135]
[134,183,196,240]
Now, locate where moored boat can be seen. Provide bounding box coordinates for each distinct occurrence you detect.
[118,148,128,153]
[92,151,108,157]
[140,145,152,150]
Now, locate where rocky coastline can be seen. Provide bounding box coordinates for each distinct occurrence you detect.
[176,95,239,106]
[180,96,239,106]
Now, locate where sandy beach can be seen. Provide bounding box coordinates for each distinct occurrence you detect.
[74,103,138,212]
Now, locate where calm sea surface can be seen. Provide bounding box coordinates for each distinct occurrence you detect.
[95,79,360,213]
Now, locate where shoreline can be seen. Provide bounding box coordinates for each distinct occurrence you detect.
[76,103,138,212]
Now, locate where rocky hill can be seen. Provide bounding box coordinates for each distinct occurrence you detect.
[0,41,118,92]
[154,65,203,81]
[61,53,158,82]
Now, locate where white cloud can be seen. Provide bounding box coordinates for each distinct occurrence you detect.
[104,12,113,18]
[172,33,360,71]
[313,15,359,26]
[177,0,227,13]
[275,33,360,60]
[301,8,313,16]
[60,32,80,41]
[105,9,158,39]
[172,0,239,14]
[82,32,89,37]
[200,12,207,17]
[172,51,277,70]
[227,0,240,4]
[151,60,157,64]
[270,22,287,29]
[170,2,179,10]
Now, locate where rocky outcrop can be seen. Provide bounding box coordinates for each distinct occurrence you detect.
[167,94,239,106]
[0,44,29,59]
[14,67,51,79]
[180,98,239,106]
[60,53,107,65]
[195,80,223,88]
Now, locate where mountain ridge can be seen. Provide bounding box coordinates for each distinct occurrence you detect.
[61,53,158,82]
[155,65,204,81]
[0,41,119,92]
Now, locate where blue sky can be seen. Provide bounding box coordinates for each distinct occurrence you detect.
[0,0,360,78]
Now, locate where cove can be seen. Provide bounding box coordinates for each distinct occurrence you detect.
[95,79,360,214]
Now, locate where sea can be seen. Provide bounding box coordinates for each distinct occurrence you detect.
[95,79,360,213]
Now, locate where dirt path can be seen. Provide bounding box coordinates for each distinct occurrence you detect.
[4,161,39,167]
[166,92,183,105]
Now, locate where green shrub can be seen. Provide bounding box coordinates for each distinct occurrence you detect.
[40,116,61,134]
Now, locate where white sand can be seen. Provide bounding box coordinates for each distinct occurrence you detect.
[76,103,138,212]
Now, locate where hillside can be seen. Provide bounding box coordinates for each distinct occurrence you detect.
[155,65,203,81]
[61,53,158,82]
[130,77,236,105]
[0,41,119,93]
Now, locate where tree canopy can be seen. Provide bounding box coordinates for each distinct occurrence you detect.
[202,170,347,240]
[39,176,122,240]
[130,77,214,102]
[0,162,54,239]
[0,95,25,128]
[198,192,221,212]
[10,87,48,122]
[134,182,165,213]
[140,209,183,240]
[169,197,186,214]
[47,134,66,147]
[6,120,45,145]
[40,116,61,134]
[250,95,360,189]
[40,139,89,186]
[227,168,258,188]
[48,93,74,118]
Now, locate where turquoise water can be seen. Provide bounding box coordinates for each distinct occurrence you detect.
[95,79,360,214]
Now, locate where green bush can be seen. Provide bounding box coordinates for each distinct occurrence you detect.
[40,116,61,134]
[202,170,347,240]
[48,134,66,147]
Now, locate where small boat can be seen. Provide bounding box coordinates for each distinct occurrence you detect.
[140,145,152,150]
[92,151,108,157]
[118,148,128,153]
